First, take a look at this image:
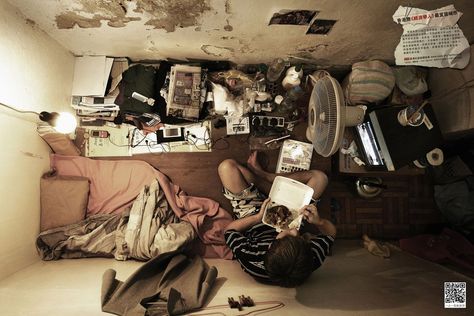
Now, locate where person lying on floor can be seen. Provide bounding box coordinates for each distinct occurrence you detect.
[219,151,337,287]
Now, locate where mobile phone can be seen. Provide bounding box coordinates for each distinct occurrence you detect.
[90,130,110,138]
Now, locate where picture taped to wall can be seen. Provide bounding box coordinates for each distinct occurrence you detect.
[269,10,319,25]
[306,19,337,35]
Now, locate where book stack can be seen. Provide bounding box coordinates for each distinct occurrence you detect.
[70,56,129,126]
[71,96,120,125]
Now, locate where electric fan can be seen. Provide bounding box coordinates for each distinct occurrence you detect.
[306,74,366,157]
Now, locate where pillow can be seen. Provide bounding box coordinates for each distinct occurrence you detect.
[342,60,395,105]
[50,154,160,216]
[40,171,89,231]
[37,125,81,156]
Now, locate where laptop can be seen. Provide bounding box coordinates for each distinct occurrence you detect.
[353,120,387,171]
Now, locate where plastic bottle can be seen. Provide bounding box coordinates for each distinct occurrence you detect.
[286,65,303,79]
[282,65,303,90]
[277,86,305,113]
[266,58,286,82]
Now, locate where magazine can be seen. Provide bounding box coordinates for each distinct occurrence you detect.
[166,65,202,120]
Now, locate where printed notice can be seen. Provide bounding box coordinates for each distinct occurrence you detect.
[393,5,470,69]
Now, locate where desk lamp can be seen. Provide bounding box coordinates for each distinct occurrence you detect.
[0,101,77,133]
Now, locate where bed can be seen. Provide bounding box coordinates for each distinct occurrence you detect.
[37,154,233,261]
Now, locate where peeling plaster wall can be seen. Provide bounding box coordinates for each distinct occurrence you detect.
[7,0,474,66]
[0,0,75,280]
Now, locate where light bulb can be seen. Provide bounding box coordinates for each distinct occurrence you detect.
[54,112,77,133]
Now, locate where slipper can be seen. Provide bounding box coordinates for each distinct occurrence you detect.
[363,234,391,258]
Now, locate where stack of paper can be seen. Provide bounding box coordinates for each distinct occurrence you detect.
[71,56,129,125]
[72,56,114,97]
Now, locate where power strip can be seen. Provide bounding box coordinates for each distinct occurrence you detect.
[251,115,285,128]
[226,116,250,135]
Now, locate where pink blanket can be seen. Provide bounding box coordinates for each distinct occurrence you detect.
[51,154,233,259]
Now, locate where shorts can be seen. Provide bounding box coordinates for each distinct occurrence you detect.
[223,184,266,219]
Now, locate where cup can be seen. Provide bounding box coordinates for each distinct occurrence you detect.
[397,105,425,127]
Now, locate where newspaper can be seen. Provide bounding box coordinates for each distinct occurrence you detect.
[166,65,202,120]
[392,5,470,69]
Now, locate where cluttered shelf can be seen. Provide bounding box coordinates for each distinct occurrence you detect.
[67,56,445,179]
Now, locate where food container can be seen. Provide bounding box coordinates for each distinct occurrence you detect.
[262,176,314,232]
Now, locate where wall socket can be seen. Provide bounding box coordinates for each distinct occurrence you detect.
[225,116,250,135]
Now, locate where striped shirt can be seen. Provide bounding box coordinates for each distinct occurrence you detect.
[224,223,334,283]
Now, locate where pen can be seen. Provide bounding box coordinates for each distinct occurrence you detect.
[264,134,291,145]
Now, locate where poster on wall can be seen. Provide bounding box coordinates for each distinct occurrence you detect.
[392,5,470,69]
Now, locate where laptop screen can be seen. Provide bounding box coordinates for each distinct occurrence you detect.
[355,121,385,167]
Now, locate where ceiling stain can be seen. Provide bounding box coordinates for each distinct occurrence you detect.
[296,44,329,53]
[20,151,43,159]
[136,0,212,32]
[225,0,231,15]
[25,18,36,27]
[56,12,103,28]
[238,39,253,53]
[56,0,140,29]
[201,45,234,57]
[224,18,233,31]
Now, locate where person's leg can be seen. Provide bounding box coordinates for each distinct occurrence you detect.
[218,158,267,219]
[247,151,328,199]
[218,158,256,194]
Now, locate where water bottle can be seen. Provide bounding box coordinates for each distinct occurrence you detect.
[282,65,303,90]
[266,58,286,82]
[277,86,304,114]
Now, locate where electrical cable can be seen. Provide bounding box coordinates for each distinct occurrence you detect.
[130,128,149,148]
[0,101,41,116]
[186,300,285,316]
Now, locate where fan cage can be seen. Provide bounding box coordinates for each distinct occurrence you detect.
[309,76,345,157]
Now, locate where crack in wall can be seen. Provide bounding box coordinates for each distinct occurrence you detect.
[200,45,234,57]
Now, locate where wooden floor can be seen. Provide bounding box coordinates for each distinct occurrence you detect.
[123,120,444,240]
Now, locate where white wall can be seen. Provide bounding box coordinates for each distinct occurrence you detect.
[7,0,474,66]
[0,0,74,281]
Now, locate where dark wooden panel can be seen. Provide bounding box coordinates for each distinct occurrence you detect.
[100,120,444,239]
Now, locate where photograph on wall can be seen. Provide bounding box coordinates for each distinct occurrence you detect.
[269,10,318,25]
[306,19,337,35]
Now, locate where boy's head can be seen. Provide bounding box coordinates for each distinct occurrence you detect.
[264,233,313,287]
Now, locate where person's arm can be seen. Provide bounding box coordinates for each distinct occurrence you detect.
[300,204,336,238]
[224,198,270,233]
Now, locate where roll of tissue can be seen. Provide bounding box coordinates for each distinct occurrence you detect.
[426,148,444,166]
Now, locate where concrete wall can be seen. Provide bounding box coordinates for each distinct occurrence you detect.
[7,0,474,66]
[0,0,75,280]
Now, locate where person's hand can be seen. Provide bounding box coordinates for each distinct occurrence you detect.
[256,198,271,221]
[299,204,323,226]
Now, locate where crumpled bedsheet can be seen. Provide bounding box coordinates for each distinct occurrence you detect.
[37,179,196,261]
[46,155,234,259]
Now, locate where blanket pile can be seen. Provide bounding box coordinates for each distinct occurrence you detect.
[37,155,233,260]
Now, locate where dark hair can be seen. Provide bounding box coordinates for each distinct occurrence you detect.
[264,235,313,287]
